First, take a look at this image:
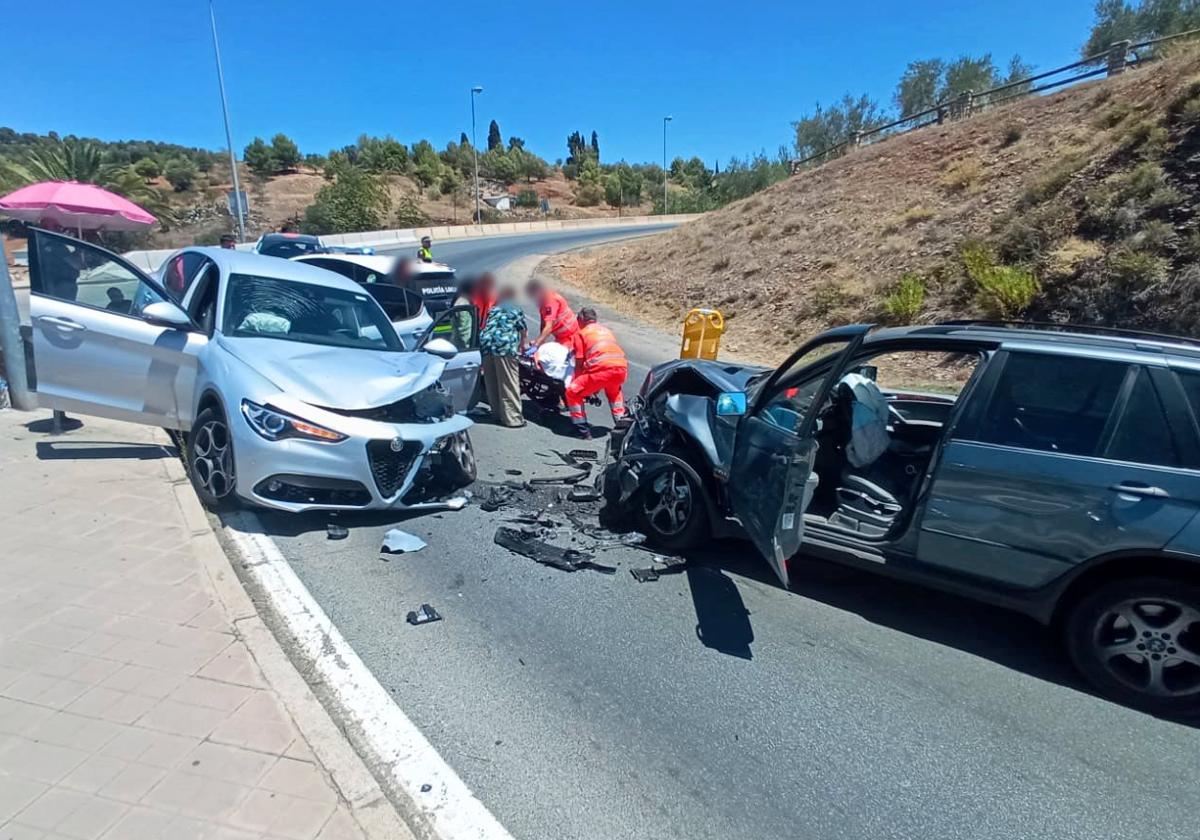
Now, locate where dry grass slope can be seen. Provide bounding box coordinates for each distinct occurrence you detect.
[551,48,1200,364]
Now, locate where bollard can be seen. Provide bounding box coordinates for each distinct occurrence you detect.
[680,308,725,361]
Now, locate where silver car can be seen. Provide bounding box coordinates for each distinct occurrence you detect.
[25,230,481,513]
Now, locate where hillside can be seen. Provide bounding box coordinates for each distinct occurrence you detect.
[548,48,1200,364]
[147,168,652,249]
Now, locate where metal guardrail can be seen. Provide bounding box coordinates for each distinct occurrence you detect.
[788,27,1200,175]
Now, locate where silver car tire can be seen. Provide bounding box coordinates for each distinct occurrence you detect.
[187,406,240,511]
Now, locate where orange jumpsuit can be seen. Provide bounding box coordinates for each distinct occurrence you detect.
[539,291,579,345]
[567,323,628,426]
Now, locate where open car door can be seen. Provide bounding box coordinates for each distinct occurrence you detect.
[26,229,205,428]
[729,324,872,587]
[419,305,481,413]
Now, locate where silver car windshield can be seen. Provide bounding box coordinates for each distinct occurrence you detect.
[222,273,401,352]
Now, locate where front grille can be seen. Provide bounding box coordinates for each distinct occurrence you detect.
[366,439,423,498]
[254,475,372,507]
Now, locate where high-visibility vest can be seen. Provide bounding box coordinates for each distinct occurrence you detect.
[418,246,433,262]
[576,323,627,372]
[541,291,579,343]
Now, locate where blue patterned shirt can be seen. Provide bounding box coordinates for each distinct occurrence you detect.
[478,301,527,357]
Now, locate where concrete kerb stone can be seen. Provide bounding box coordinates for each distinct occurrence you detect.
[160,445,413,840]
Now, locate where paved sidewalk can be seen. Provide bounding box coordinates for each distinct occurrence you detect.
[0,410,406,840]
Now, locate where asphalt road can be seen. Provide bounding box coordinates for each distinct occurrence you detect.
[250,227,1200,840]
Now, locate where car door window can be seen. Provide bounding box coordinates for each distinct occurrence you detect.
[31,232,167,319]
[187,263,221,337]
[1104,368,1180,467]
[355,265,386,285]
[161,252,206,302]
[970,352,1129,456]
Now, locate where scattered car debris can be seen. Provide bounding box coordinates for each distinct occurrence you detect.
[420,783,433,793]
[505,468,523,476]
[479,485,518,512]
[493,527,616,574]
[567,449,599,462]
[630,556,688,582]
[326,524,348,540]
[567,485,601,503]
[381,529,427,555]
[407,604,442,626]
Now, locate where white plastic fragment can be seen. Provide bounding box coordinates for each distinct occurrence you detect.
[381,529,427,554]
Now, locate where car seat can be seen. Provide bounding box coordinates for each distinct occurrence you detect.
[829,373,903,537]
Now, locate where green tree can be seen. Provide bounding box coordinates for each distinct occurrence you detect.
[942,55,1000,101]
[480,147,519,183]
[357,135,409,173]
[508,136,525,150]
[133,157,161,180]
[271,133,301,171]
[487,120,502,151]
[394,194,430,227]
[792,94,888,161]
[590,130,600,161]
[302,166,391,234]
[163,157,197,192]
[243,137,275,176]
[575,158,604,206]
[411,140,442,191]
[1082,0,1200,57]
[895,59,945,117]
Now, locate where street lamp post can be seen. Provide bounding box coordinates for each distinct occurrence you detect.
[471,86,483,225]
[209,0,245,242]
[662,115,673,214]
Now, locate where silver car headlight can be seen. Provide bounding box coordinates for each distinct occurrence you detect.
[240,400,348,443]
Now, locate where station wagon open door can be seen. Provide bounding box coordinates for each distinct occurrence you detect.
[729,324,871,587]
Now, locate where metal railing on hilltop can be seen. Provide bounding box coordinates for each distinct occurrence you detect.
[788,27,1200,175]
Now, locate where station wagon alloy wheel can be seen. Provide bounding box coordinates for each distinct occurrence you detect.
[1092,597,1200,697]
[643,468,693,537]
[193,418,235,499]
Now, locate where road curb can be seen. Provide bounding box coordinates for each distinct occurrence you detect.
[160,447,415,840]
[219,514,514,840]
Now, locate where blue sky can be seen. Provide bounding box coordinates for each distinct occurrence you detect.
[8,0,1098,167]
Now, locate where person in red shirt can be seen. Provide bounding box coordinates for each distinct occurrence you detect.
[565,307,628,439]
[525,279,579,349]
[470,272,497,331]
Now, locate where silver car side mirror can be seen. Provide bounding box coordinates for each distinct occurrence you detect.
[142,300,192,330]
[423,337,458,359]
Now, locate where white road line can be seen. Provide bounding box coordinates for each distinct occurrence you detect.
[224,511,514,840]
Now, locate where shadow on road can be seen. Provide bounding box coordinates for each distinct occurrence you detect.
[35,440,178,461]
[686,565,754,660]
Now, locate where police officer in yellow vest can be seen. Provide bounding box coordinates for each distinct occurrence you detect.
[417,236,433,263]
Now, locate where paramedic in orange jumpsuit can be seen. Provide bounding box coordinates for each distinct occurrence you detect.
[566,307,628,439]
[525,279,580,349]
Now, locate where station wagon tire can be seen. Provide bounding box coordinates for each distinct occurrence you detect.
[439,430,478,488]
[636,452,708,552]
[1065,577,1200,716]
[187,407,239,511]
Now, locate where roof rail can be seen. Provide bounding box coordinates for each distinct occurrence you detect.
[937,319,1200,349]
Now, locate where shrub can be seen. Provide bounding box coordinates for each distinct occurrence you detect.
[900,205,935,225]
[133,157,161,180]
[882,273,926,322]
[163,158,197,192]
[1083,162,1182,235]
[394,195,429,228]
[995,200,1075,263]
[1096,103,1132,129]
[1044,237,1104,279]
[1129,220,1178,253]
[1021,154,1086,207]
[1169,81,1200,125]
[963,244,1039,318]
[1108,247,1169,288]
[302,167,391,234]
[515,188,539,208]
[1120,119,1168,158]
[940,158,982,193]
[1000,125,1023,147]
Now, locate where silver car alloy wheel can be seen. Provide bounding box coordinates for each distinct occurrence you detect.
[192,419,235,499]
[451,432,475,476]
[643,467,693,536]
[1092,597,1200,697]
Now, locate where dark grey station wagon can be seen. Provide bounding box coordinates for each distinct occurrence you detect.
[609,321,1200,715]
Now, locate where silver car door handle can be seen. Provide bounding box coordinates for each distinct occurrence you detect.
[1109,482,1170,499]
[38,315,86,332]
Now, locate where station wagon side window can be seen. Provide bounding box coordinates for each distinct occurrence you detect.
[1103,368,1180,467]
[967,352,1129,457]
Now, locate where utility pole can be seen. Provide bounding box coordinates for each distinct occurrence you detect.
[0,245,34,411]
[210,1,245,242]
[471,86,483,225]
[662,115,673,214]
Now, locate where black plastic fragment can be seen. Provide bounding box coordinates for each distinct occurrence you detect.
[567,449,599,462]
[326,524,348,540]
[406,604,442,625]
[630,567,660,583]
[493,527,616,574]
[567,485,601,502]
[479,486,518,512]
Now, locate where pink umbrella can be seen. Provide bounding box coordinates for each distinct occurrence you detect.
[0,180,156,234]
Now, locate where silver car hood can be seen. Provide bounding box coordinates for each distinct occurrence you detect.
[218,335,446,410]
